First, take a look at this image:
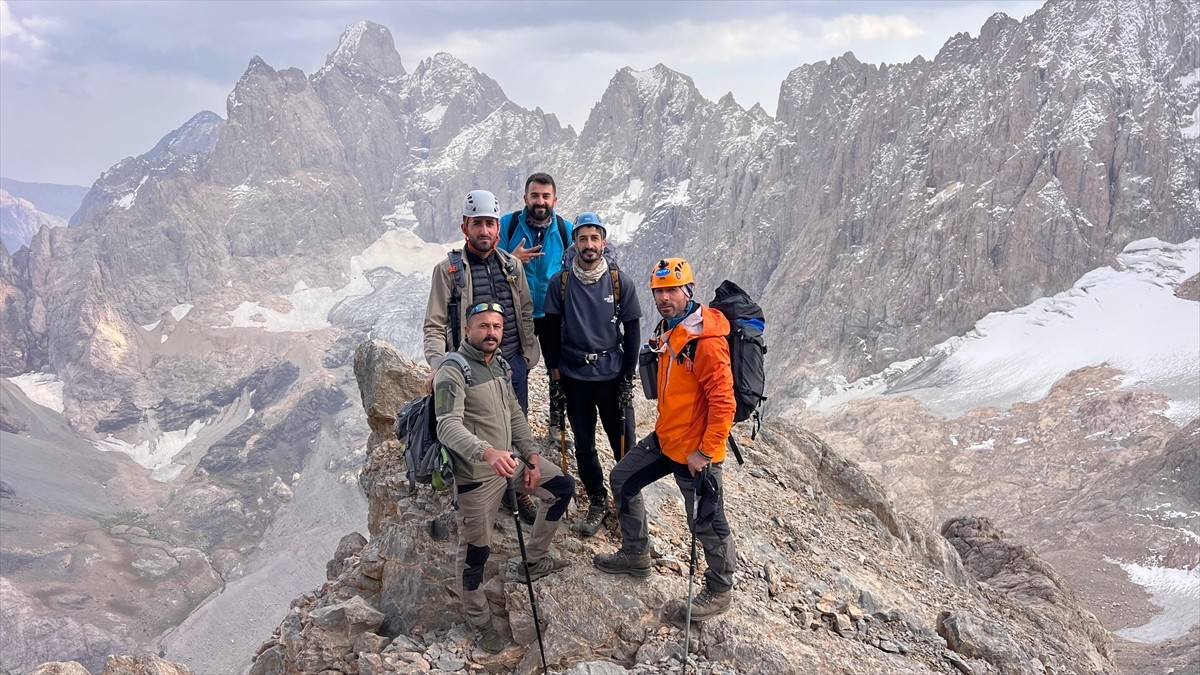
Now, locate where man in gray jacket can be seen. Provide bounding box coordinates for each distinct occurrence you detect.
[434,301,575,654]
[423,189,540,412]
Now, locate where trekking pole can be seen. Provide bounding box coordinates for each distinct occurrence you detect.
[681,468,706,671]
[507,475,548,674]
[560,422,568,474]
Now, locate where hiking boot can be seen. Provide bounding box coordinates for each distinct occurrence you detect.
[572,495,609,538]
[593,549,652,578]
[515,554,567,582]
[683,586,732,622]
[475,622,509,654]
[500,492,537,526]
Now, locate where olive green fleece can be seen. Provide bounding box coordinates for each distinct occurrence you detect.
[433,341,539,484]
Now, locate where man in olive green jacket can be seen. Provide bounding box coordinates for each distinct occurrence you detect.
[433,301,574,654]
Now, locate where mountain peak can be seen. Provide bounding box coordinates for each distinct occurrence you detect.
[323,21,405,79]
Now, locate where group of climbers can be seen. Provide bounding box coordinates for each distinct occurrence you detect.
[420,174,737,655]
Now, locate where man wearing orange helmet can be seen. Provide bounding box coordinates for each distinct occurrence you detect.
[593,258,738,622]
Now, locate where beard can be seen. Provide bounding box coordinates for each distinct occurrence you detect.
[529,204,551,221]
[579,248,601,262]
[469,236,495,253]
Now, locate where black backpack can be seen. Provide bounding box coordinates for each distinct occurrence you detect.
[711,280,767,429]
[680,280,768,440]
[396,352,498,495]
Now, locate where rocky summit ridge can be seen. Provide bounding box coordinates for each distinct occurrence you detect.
[1,0,1196,672]
[238,340,1116,675]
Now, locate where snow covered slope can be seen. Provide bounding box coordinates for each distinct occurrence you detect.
[805,238,1200,424]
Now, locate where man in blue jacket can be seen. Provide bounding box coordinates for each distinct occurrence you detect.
[499,173,573,431]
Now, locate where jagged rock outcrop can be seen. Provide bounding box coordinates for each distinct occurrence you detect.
[27,654,191,675]
[941,516,1113,672]
[247,341,1117,674]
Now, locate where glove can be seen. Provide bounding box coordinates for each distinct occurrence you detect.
[618,375,635,410]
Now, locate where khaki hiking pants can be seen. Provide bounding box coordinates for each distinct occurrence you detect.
[456,455,574,628]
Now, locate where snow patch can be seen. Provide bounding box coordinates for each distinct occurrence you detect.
[224,230,454,332]
[94,419,207,481]
[383,201,419,230]
[807,239,1200,423]
[6,372,65,413]
[170,303,194,322]
[112,176,149,210]
[140,320,161,332]
[1114,561,1200,643]
[423,104,447,126]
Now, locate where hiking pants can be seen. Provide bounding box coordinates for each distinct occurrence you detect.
[609,432,736,592]
[509,352,529,414]
[562,375,635,501]
[455,456,574,627]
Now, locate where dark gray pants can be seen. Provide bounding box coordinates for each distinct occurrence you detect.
[609,433,736,592]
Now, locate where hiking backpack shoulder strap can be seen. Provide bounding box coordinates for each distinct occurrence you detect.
[441,351,473,386]
[505,211,523,245]
[555,214,568,249]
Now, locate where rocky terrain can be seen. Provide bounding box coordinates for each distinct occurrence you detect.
[241,341,1117,675]
[2,0,1197,671]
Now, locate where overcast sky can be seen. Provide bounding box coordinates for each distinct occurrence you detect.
[0,0,1043,187]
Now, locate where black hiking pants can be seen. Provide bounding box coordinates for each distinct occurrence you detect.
[561,375,635,501]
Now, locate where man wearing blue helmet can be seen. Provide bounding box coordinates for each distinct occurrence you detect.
[542,212,641,536]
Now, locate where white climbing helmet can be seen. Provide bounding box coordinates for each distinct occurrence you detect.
[462,190,501,219]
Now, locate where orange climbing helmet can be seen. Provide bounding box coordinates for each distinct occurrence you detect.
[649,257,694,289]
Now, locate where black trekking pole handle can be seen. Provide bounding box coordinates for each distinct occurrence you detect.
[507,476,548,674]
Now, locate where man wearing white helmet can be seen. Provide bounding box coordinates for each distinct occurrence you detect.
[424,188,541,416]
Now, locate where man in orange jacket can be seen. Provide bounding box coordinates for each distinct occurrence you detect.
[593,258,737,621]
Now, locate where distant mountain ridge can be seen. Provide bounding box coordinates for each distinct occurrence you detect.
[0,178,88,252]
[0,178,88,221]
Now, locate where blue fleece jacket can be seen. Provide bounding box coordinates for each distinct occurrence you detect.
[498,208,573,318]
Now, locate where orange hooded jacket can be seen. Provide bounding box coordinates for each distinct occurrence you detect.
[651,304,736,464]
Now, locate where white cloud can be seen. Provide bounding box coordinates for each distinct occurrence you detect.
[0,61,229,185]
[0,0,46,63]
[820,14,925,45]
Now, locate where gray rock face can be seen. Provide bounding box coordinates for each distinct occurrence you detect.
[17,0,1196,413]
[941,516,1113,671]
[0,577,134,674]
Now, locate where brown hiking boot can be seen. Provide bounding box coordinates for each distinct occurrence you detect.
[684,586,732,622]
[572,495,608,537]
[500,491,537,526]
[475,622,509,654]
[593,549,652,578]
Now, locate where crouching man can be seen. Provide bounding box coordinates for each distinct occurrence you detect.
[434,301,575,653]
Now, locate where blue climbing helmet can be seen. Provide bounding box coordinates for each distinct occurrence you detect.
[574,212,606,239]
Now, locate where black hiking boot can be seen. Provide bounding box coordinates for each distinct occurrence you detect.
[683,586,732,622]
[572,495,609,537]
[593,549,652,577]
[501,491,537,526]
